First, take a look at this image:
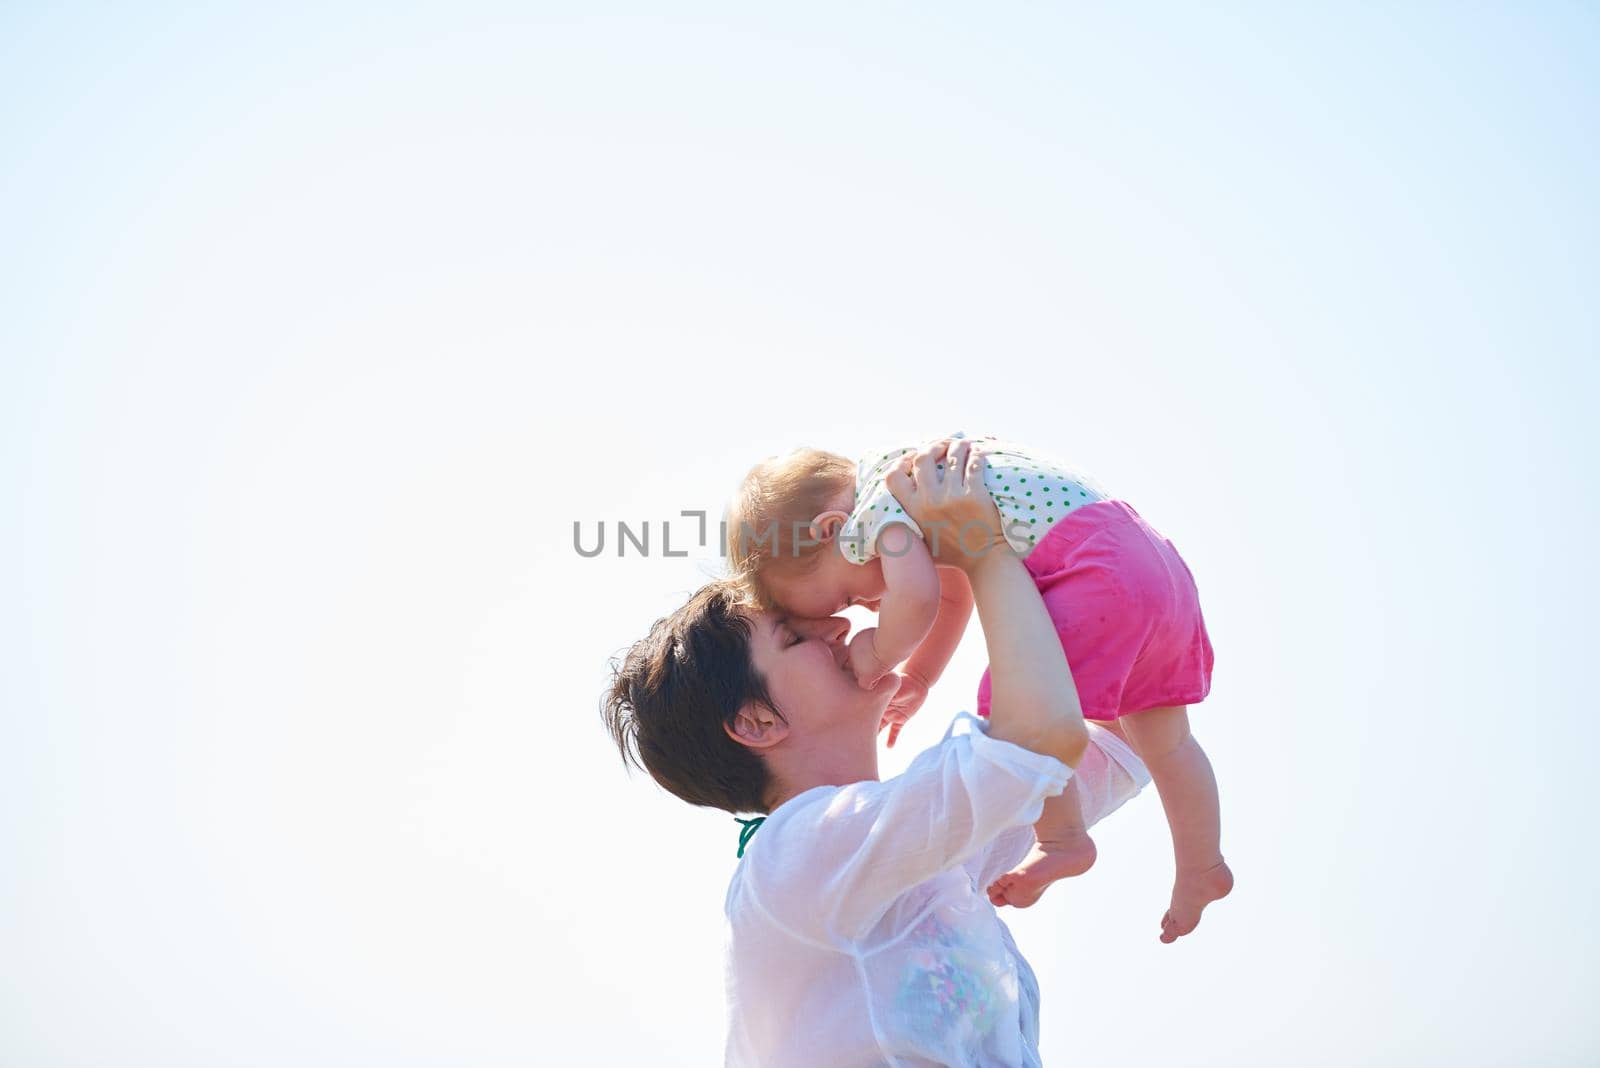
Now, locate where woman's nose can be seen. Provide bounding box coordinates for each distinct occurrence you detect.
[801,615,849,643]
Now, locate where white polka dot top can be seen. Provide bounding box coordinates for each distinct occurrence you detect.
[838,432,1112,564]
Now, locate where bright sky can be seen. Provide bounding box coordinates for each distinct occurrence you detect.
[4,4,1596,1065]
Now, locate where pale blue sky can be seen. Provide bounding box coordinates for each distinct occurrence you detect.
[3,4,1597,1065]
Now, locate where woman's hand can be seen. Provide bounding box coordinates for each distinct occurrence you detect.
[884,439,1007,572]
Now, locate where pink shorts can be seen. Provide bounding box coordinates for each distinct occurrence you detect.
[977,499,1214,722]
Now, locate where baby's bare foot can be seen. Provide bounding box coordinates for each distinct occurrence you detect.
[985,833,1097,909]
[1159,859,1234,943]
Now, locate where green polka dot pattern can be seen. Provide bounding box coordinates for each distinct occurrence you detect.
[838,432,1112,563]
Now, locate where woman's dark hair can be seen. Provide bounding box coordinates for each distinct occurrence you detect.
[601,581,784,815]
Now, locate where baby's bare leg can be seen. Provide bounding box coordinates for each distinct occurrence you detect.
[1122,705,1232,942]
[986,778,1097,909]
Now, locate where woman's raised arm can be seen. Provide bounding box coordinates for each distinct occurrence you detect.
[885,440,1088,768]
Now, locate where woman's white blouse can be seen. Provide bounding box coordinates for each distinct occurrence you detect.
[723,716,1148,1067]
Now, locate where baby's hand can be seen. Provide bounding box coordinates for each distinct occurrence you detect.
[847,628,890,688]
[880,673,929,748]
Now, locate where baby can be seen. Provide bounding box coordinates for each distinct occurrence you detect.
[726,433,1232,941]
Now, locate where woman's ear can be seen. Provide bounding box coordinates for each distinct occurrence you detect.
[809,509,850,543]
[726,705,788,750]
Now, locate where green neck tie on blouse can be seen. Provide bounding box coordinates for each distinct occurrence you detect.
[735,817,765,858]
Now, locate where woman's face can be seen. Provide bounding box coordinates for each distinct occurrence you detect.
[744,610,895,734]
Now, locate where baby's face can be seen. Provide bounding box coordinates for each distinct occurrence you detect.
[764,549,886,620]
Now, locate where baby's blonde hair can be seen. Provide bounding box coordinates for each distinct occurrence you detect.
[726,448,855,601]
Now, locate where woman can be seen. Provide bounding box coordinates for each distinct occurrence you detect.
[603,439,1149,1066]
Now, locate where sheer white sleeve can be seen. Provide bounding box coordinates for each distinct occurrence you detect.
[964,722,1151,889]
[748,714,1071,944]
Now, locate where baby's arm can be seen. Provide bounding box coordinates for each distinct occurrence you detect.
[878,565,974,746]
[900,565,974,690]
[846,525,940,685]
